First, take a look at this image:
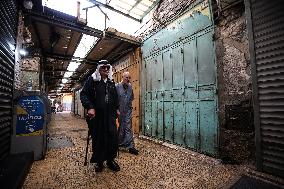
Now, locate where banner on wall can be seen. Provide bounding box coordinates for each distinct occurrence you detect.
[16,96,45,136]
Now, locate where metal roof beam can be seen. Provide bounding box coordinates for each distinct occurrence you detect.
[45,53,98,64]
[83,0,142,22]
[44,70,84,73]
[26,11,103,38]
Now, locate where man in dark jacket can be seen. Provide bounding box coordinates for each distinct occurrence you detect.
[80,60,120,172]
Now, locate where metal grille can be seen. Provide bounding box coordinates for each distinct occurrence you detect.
[248,0,284,177]
[0,0,17,160]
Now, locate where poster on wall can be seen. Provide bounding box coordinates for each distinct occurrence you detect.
[16,96,44,136]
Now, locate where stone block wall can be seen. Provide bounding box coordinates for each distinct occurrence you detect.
[20,57,40,90]
[214,2,254,163]
[215,3,251,127]
[14,11,24,90]
[14,11,40,91]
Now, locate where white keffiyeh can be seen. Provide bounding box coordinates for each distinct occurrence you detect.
[91,64,113,81]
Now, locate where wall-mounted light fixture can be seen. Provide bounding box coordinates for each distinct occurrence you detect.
[8,43,16,51]
[19,49,27,56]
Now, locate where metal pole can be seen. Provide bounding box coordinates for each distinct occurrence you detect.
[84,129,91,166]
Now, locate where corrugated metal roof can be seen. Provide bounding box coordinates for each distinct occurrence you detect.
[102,0,160,20]
[25,5,140,94]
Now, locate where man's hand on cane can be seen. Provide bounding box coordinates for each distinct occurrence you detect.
[87,109,96,119]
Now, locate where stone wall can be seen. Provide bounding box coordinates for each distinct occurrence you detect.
[14,11,24,90]
[215,3,251,127]
[214,3,254,163]
[14,11,40,91]
[20,57,40,90]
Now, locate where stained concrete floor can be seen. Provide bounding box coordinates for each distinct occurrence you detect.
[23,112,244,189]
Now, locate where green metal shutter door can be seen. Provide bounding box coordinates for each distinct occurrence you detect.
[0,0,17,160]
[142,1,218,156]
[248,0,284,177]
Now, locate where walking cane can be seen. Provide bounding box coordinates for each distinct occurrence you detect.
[84,129,91,166]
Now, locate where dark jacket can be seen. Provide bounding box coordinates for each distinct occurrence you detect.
[80,76,119,112]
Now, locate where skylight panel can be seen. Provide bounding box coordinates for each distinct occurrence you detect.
[136,3,149,11]
[67,61,80,72]
[74,35,98,58]
[130,8,144,16]
[141,0,153,7]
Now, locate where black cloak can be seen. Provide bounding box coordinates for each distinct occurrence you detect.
[80,76,119,163]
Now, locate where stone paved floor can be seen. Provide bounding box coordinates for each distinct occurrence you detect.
[23,112,244,189]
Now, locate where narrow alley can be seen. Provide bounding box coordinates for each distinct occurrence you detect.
[23,112,241,189]
[1,0,284,188]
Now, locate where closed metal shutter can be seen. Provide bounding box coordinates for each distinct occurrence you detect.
[141,2,218,156]
[247,0,284,177]
[0,0,17,160]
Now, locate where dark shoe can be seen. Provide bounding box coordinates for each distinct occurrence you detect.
[106,160,120,172]
[129,148,139,155]
[94,162,103,172]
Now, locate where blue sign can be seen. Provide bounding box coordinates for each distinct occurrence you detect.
[16,96,45,136]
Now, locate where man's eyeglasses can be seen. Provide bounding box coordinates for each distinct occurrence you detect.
[100,65,110,70]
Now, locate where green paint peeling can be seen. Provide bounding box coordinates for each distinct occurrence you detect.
[141,0,219,156]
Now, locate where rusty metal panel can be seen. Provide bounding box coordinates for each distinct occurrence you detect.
[146,57,154,92]
[151,101,158,137]
[157,101,164,139]
[184,38,199,149]
[164,102,173,142]
[196,30,218,155]
[246,0,284,177]
[197,31,216,85]
[184,39,197,87]
[156,54,163,90]
[163,49,173,89]
[144,102,152,136]
[172,45,184,88]
[151,58,158,91]
[185,102,198,149]
[199,101,217,155]
[173,102,185,146]
[141,1,218,155]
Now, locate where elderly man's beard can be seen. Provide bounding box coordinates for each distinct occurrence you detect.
[100,71,108,78]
